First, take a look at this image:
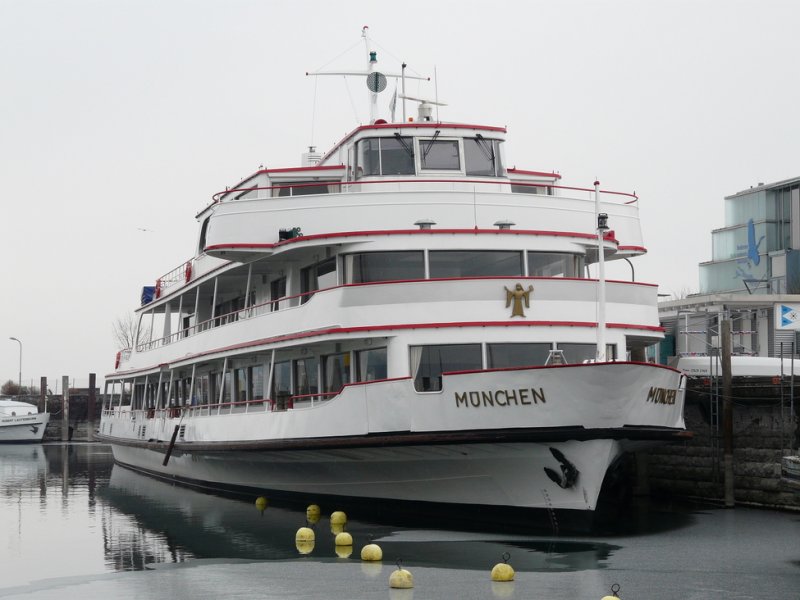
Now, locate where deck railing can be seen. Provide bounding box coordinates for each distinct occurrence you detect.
[211,178,638,204]
[136,286,322,352]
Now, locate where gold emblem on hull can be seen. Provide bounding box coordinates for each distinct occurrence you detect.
[505,283,534,317]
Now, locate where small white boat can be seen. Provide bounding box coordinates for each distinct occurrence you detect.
[675,356,800,378]
[0,397,50,443]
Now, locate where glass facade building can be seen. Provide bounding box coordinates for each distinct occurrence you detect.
[699,177,800,294]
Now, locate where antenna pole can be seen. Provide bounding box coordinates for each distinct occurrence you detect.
[401,62,407,122]
[434,65,439,122]
[595,180,607,362]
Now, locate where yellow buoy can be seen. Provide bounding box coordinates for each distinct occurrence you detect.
[295,526,315,555]
[306,504,321,523]
[491,552,515,581]
[335,532,353,546]
[601,583,622,599]
[330,510,347,525]
[296,526,315,543]
[335,545,353,559]
[254,496,268,512]
[389,568,414,589]
[360,543,383,561]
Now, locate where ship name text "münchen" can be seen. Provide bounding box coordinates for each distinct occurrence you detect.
[455,388,546,408]
[646,387,677,405]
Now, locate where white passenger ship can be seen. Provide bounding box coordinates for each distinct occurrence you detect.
[98,31,686,528]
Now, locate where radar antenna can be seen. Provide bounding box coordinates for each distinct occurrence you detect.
[398,93,447,122]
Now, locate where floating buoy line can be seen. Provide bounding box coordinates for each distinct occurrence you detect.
[254,496,624,595]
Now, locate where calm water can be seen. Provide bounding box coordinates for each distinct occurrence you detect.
[1,443,798,599]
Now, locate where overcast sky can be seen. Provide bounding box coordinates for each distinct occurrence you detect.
[1,0,798,389]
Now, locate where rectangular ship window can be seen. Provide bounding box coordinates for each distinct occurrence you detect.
[429,250,523,278]
[356,347,387,382]
[487,343,553,368]
[556,343,616,363]
[410,344,482,392]
[420,139,460,170]
[323,352,351,394]
[528,252,584,278]
[345,251,424,283]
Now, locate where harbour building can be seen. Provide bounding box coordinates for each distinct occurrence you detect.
[652,177,800,511]
[660,176,800,359]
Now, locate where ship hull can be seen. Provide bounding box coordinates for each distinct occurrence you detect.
[100,362,685,523]
[0,413,49,443]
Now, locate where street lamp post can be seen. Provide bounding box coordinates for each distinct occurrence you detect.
[9,337,22,395]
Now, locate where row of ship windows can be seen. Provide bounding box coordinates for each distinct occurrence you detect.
[136,250,586,350]
[302,250,585,293]
[354,136,505,178]
[126,342,615,409]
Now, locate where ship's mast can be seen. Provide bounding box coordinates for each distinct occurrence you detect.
[306,26,428,125]
[595,180,608,362]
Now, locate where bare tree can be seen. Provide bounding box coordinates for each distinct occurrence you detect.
[1,380,20,395]
[113,313,150,350]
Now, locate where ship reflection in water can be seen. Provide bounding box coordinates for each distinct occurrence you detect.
[2,444,799,600]
[100,454,623,572]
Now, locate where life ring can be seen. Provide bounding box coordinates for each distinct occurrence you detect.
[184,261,193,283]
[115,351,121,369]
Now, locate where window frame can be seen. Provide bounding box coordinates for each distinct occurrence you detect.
[417,137,464,173]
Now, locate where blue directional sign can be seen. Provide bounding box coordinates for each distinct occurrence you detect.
[776,303,800,330]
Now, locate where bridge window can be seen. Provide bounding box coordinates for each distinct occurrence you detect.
[429,250,523,278]
[464,137,503,177]
[345,251,424,283]
[355,137,415,178]
[411,344,482,392]
[420,139,460,171]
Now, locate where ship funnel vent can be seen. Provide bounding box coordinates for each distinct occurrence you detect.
[302,146,322,167]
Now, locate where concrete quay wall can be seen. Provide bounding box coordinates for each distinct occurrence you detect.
[640,402,800,509]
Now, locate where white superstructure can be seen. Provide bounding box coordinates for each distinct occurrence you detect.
[98,31,686,527]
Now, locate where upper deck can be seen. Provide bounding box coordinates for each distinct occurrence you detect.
[194,121,637,251]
